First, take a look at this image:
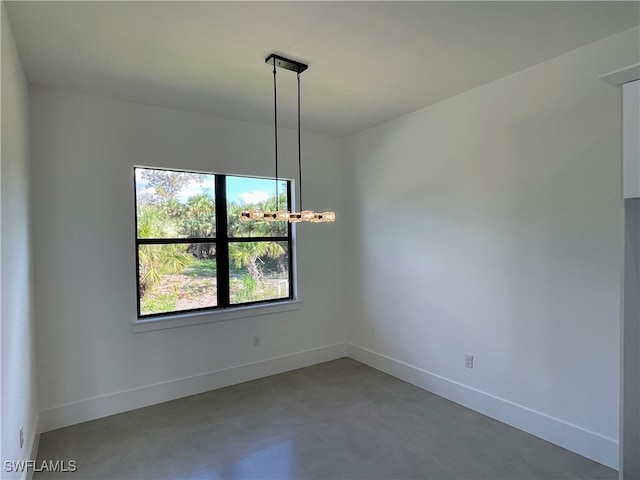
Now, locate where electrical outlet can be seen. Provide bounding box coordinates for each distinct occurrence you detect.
[253,335,261,347]
[465,355,474,369]
[19,427,24,449]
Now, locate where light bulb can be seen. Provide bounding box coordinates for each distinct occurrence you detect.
[275,210,290,221]
[249,209,263,220]
[321,211,336,222]
[289,212,302,223]
[301,210,315,222]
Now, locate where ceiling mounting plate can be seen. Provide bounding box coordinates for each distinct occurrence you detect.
[265,54,308,74]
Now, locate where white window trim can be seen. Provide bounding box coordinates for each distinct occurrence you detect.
[132,299,301,333]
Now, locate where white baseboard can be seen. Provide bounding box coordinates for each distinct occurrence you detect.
[39,343,347,433]
[37,341,617,470]
[347,343,619,470]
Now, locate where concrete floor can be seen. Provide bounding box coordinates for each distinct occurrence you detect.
[35,358,616,479]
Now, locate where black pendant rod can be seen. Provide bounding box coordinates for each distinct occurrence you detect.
[297,71,303,212]
[273,58,280,211]
[265,53,308,215]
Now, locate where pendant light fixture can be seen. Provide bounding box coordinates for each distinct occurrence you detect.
[240,54,335,224]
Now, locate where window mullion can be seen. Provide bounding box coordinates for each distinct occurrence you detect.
[215,175,230,308]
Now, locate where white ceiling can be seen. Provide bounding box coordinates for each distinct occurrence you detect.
[5,1,640,137]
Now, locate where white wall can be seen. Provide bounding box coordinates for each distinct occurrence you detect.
[18,12,639,473]
[345,27,640,469]
[29,86,346,430]
[1,3,38,477]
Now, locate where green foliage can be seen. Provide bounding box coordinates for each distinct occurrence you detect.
[227,193,288,238]
[230,274,284,304]
[228,241,285,280]
[137,205,192,295]
[184,259,217,277]
[137,179,289,310]
[177,193,216,259]
[234,274,258,303]
[178,193,216,238]
[138,244,193,295]
[140,289,178,314]
[137,204,177,238]
[226,192,287,281]
[184,279,213,299]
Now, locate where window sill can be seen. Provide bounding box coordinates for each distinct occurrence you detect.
[132,300,301,333]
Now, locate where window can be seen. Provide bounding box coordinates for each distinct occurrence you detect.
[134,167,293,318]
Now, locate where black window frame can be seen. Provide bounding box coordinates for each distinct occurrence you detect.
[134,166,294,319]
